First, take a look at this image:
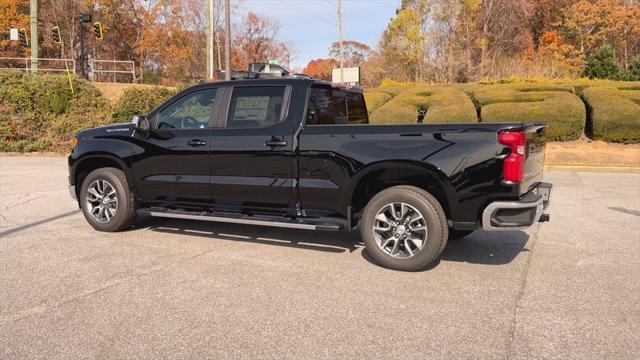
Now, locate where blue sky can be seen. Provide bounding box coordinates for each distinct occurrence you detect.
[236,0,400,70]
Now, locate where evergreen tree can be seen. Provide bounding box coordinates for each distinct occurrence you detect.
[581,45,621,80]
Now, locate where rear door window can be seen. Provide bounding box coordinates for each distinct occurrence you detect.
[227,86,286,128]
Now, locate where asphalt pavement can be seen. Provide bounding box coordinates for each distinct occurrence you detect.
[1,156,638,359]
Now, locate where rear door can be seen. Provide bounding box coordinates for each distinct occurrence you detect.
[209,84,296,214]
[133,86,219,205]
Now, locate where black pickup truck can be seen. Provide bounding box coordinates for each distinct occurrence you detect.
[68,78,551,271]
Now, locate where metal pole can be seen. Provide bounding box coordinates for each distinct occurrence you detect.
[80,21,85,79]
[30,0,38,74]
[206,0,214,79]
[216,33,222,71]
[224,0,231,81]
[338,0,344,83]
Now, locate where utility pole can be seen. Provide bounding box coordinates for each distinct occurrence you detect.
[30,0,38,73]
[206,0,214,79]
[216,33,222,70]
[338,0,344,83]
[224,0,231,80]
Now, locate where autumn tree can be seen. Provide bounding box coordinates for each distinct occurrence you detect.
[379,8,423,82]
[0,0,29,57]
[328,40,371,67]
[231,12,289,70]
[303,58,336,80]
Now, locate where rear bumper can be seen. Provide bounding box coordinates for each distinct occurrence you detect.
[482,182,552,231]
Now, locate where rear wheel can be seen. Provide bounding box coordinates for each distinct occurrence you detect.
[361,186,448,271]
[80,167,135,232]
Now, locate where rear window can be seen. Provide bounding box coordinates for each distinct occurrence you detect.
[307,86,367,125]
[347,92,367,124]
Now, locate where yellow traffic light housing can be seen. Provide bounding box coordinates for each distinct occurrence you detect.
[18,29,28,48]
[93,22,103,40]
[52,26,62,44]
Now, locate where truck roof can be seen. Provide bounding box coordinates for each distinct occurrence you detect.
[201,77,363,93]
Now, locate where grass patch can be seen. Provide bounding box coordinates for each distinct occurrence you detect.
[370,84,478,124]
[582,87,640,143]
[474,84,585,141]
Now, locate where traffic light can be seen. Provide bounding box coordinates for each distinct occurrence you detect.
[52,26,62,44]
[18,29,28,48]
[93,22,103,40]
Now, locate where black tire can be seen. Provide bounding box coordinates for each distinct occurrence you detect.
[449,230,474,240]
[361,185,448,271]
[80,167,135,232]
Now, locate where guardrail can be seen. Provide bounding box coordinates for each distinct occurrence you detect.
[90,59,136,83]
[0,57,76,74]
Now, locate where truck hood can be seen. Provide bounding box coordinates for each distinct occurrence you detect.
[76,123,135,139]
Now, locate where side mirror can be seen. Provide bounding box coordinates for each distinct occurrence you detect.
[132,115,150,131]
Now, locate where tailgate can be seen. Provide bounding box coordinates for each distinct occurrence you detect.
[520,125,546,194]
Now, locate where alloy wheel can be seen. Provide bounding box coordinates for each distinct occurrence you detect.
[86,179,118,223]
[372,202,428,259]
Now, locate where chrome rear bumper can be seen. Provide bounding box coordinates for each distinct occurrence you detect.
[482,182,552,231]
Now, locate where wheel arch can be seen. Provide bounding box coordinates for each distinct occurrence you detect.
[348,161,456,228]
[71,153,131,199]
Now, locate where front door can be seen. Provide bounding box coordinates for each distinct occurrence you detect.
[209,85,296,214]
[133,87,219,206]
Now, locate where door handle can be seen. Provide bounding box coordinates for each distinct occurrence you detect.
[187,139,207,147]
[265,138,287,147]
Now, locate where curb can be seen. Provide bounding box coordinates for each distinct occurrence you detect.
[545,165,640,173]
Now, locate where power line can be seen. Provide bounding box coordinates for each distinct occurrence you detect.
[273,0,337,25]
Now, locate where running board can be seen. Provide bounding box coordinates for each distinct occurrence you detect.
[137,208,341,231]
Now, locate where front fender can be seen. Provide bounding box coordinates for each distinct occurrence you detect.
[68,138,135,187]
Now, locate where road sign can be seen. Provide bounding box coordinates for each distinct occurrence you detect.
[332,66,361,85]
[268,59,280,65]
[10,28,19,41]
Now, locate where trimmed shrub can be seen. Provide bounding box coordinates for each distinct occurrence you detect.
[475,84,586,141]
[370,85,478,124]
[111,86,178,122]
[582,87,640,143]
[364,91,392,114]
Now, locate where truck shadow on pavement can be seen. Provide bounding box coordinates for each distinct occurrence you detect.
[140,216,529,270]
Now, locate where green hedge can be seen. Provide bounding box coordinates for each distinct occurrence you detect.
[363,91,392,114]
[370,85,478,124]
[0,72,175,152]
[111,87,177,122]
[474,84,586,141]
[582,87,640,143]
[0,72,112,152]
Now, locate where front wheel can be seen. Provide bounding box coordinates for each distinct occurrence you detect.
[80,167,135,232]
[360,186,448,271]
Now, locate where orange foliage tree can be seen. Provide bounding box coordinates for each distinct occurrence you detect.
[303,58,337,80]
[0,0,29,57]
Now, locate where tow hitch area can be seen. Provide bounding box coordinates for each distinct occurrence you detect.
[482,182,553,231]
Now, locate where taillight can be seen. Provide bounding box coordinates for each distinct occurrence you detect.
[498,131,526,183]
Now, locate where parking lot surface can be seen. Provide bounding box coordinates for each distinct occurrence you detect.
[1,156,639,359]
